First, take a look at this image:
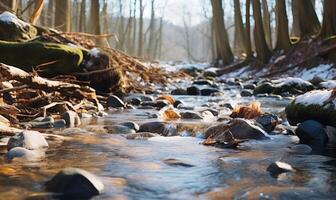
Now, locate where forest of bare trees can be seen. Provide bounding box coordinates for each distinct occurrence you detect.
[0,0,335,66]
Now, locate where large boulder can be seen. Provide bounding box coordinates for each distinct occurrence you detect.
[7,131,48,151]
[46,168,104,198]
[139,122,178,136]
[285,90,336,127]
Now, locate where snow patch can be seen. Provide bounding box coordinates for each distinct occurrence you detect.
[320,80,336,89]
[89,48,100,57]
[273,77,312,87]
[295,90,332,106]
[297,64,335,80]
[0,11,29,29]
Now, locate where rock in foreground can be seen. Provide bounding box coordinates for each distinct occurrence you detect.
[7,131,48,151]
[46,168,104,198]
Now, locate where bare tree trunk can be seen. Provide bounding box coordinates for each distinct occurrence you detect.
[137,0,144,57]
[319,0,336,38]
[79,0,86,32]
[147,0,156,60]
[0,0,17,12]
[55,0,71,32]
[262,0,272,49]
[245,0,252,57]
[275,0,291,52]
[89,0,101,35]
[130,0,137,55]
[211,0,234,65]
[292,0,320,39]
[47,0,54,27]
[252,0,271,63]
[234,0,247,56]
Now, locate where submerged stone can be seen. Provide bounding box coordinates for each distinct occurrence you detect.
[7,131,48,151]
[139,122,178,136]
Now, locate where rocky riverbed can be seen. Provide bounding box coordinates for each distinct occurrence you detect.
[1,65,336,199]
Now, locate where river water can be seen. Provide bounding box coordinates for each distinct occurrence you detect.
[0,83,336,200]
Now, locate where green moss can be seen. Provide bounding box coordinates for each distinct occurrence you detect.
[285,101,336,127]
[0,40,84,77]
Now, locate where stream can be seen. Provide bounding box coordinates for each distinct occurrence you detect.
[1,81,336,200]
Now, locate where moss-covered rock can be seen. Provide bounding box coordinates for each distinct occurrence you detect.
[253,82,275,94]
[254,78,314,95]
[285,90,336,127]
[0,12,38,42]
[0,40,84,76]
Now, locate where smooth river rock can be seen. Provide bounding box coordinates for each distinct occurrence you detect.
[7,131,48,151]
[139,122,178,136]
[46,167,104,198]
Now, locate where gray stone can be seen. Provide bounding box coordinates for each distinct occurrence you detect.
[107,95,125,108]
[163,158,195,167]
[119,122,140,131]
[187,86,201,95]
[105,125,135,134]
[53,120,67,128]
[139,122,178,136]
[240,90,253,97]
[61,111,81,128]
[46,167,104,198]
[181,111,203,120]
[7,131,48,151]
[6,147,41,161]
[243,84,256,90]
[125,132,160,140]
[295,120,328,147]
[256,114,279,132]
[201,88,220,96]
[267,161,295,176]
[171,88,188,95]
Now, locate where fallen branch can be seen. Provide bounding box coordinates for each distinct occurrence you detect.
[0,63,97,100]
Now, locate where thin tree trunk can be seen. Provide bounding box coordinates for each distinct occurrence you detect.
[0,0,17,12]
[47,0,54,27]
[79,0,86,32]
[252,0,272,63]
[319,0,336,38]
[137,0,144,57]
[262,0,272,49]
[211,0,234,65]
[245,0,252,57]
[275,0,291,52]
[89,0,101,35]
[292,0,320,39]
[147,0,156,60]
[130,0,137,55]
[55,0,71,32]
[234,0,247,56]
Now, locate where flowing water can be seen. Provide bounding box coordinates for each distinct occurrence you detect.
[0,84,336,200]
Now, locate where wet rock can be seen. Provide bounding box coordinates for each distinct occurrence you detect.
[187,86,201,95]
[221,103,234,110]
[7,131,48,151]
[181,111,203,120]
[253,82,275,95]
[6,147,41,161]
[33,116,55,123]
[181,66,201,77]
[119,122,140,131]
[203,70,217,78]
[240,90,253,97]
[163,158,194,167]
[171,88,188,95]
[53,120,67,128]
[193,79,212,85]
[243,84,256,90]
[285,90,336,127]
[295,120,328,147]
[125,132,160,140]
[107,95,125,108]
[201,108,219,116]
[61,111,81,128]
[155,100,170,109]
[28,116,55,128]
[201,88,220,96]
[325,126,336,145]
[256,114,279,132]
[105,125,135,134]
[204,118,269,140]
[80,113,93,119]
[141,101,156,107]
[46,167,104,198]
[125,97,142,106]
[287,144,312,154]
[173,100,184,108]
[139,122,178,136]
[267,161,295,176]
